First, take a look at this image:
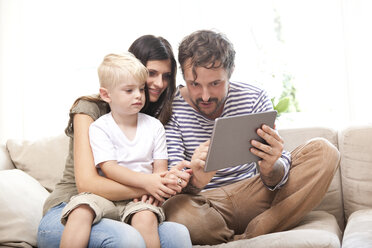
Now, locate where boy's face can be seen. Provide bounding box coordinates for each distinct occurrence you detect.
[106,76,146,116]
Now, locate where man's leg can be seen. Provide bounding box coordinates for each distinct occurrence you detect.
[237,138,340,239]
[163,191,235,245]
[164,138,339,245]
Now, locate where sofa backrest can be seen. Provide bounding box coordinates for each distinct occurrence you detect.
[338,125,372,221]
[279,126,345,230]
[0,144,15,171]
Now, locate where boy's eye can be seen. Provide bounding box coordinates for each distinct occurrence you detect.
[125,89,133,93]
[149,71,156,77]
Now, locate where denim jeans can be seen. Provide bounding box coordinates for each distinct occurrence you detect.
[38,202,192,248]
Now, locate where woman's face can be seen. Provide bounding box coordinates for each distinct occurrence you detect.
[146,59,172,102]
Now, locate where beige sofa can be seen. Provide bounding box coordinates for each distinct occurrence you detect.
[1,125,372,248]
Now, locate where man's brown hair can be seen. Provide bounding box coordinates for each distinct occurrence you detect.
[178,30,236,80]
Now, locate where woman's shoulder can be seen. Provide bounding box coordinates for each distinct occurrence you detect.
[71,96,110,121]
[64,95,110,137]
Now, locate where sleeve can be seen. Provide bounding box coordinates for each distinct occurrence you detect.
[152,121,168,160]
[65,99,103,138]
[253,89,292,190]
[164,114,186,169]
[89,120,117,167]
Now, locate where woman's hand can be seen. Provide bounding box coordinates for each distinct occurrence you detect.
[165,161,192,192]
[133,195,161,207]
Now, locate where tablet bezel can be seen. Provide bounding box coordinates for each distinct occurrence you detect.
[204,110,277,172]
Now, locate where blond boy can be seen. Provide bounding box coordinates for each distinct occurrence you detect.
[60,52,178,248]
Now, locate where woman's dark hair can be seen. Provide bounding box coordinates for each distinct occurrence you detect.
[129,35,177,125]
[68,35,176,129]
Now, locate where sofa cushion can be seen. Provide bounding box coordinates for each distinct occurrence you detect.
[339,125,372,219]
[0,169,49,248]
[278,127,344,230]
[342,209,372,248]
[0,144,15,170]
[6,134,69,192]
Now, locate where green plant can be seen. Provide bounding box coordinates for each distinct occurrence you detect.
[271,74,300,116]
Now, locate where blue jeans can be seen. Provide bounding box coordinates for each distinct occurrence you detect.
[38,202,192,248]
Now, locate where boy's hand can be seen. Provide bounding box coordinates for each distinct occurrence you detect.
[143,172,177,202]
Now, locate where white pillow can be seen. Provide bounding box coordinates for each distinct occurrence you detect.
[0,169,49,247]
[6,134,69,192]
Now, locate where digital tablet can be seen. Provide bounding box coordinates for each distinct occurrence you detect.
[204,110,277,172]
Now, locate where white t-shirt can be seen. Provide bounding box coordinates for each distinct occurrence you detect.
[89,112,168,174]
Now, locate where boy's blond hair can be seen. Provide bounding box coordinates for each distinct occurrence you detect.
[98,52,148,89]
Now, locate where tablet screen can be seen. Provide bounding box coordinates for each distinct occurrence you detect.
[204,110,277,172]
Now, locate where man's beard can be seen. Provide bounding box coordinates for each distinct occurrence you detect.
[193,97,226,119]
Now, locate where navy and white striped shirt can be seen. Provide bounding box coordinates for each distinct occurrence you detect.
[165,81,291,191]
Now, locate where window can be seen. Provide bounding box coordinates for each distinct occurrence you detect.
[1,0,371,142]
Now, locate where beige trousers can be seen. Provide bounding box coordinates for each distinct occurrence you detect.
[163,138,340,245]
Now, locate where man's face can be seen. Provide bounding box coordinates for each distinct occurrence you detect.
[183,59,229,120]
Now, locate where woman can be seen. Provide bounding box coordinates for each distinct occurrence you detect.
[37,35,192,248]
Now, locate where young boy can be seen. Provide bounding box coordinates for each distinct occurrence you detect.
[60,52,179,248]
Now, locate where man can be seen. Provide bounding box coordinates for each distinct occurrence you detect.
[163,30,340,245]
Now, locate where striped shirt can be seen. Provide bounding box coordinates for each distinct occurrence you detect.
[165,81,291,191]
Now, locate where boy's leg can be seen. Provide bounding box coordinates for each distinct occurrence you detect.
[38,202,146,248]
[131,210,161,248]
[59,193,119,248]
[60,204,95,248]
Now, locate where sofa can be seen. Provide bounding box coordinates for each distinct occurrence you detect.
[1,125,372,248]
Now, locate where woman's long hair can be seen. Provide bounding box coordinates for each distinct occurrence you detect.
[129,35,177,125]
[69,35,176,126]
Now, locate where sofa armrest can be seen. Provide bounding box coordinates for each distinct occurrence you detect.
[0,144,15,171]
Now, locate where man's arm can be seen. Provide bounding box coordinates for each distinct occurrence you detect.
[165,114,210,193]
[250,124,290,189]
[251,90,291,189]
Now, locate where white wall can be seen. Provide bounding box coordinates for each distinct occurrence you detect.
[0,0,371,142]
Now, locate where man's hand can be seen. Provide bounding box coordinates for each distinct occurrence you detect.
[189,140,216,189]
[250,124,285,187]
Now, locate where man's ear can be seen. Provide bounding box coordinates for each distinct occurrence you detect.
[99,87,111,103]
